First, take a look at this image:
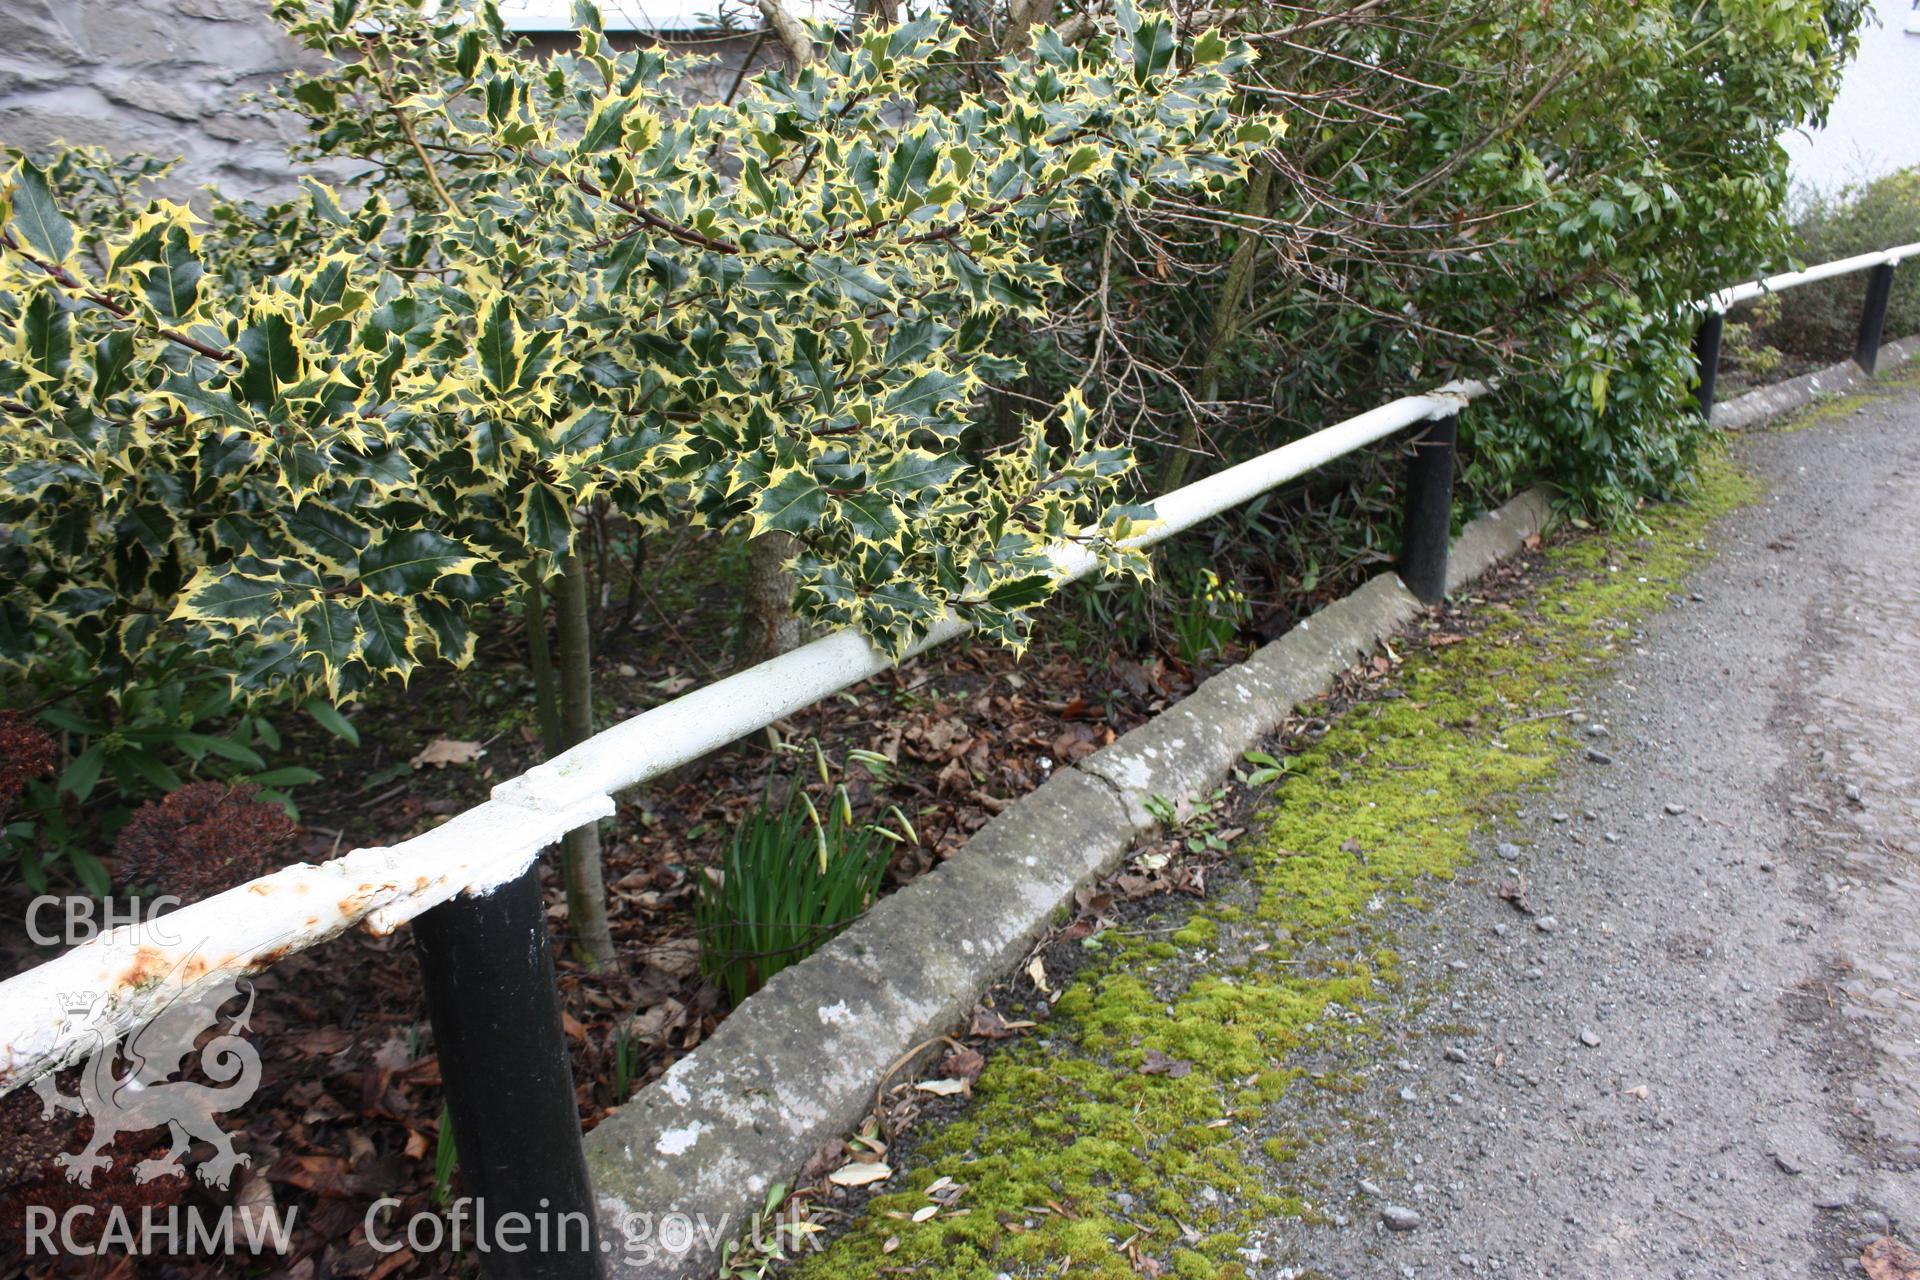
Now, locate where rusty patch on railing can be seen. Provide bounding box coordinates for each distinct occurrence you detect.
[0,787,613,1092]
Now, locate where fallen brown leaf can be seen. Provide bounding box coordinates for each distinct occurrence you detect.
[827,1161,893,1188]
[936,1048,985,1084]
[294,1027,356,1057]
[410,738,484,769]
[1862,1237,1920,1280]
[969,1007,1033,1040]
[1138,1048,1193,1079]
[796,1138,846,1186]
[915,1078,966,1097]
[1026,956,1052,996]
[1495,876,1533,914]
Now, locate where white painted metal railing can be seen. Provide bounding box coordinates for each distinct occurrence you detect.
[0,380,1483,1088]
[1708,242,1920,312]
[2,237,1913,1094]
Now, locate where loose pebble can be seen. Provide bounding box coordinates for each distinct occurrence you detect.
[1381,1205,1422,1232]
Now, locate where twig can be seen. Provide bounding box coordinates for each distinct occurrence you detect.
[1,231,238,363]
[756,0,816,66]
[1498,707,1580,729]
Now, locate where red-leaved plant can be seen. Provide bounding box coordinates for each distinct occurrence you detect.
[0,710,58,825]
[113,781,299,902]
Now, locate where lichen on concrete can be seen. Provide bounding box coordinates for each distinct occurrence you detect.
[793,457,1757,1280]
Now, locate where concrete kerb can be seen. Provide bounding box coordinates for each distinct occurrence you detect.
[584,765,1135,1271]
[1711,335,1918,432]
[584,484,1559,1278]
[1078,572,1427,832]
[1445,486,1556,595]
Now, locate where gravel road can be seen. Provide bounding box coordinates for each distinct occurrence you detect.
[1244,384,1920,1278]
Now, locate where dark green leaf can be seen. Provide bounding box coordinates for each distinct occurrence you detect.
[69,849,111,897]
[836,489,903,542]
[92,328,136,402]
[355,598,411,672]
[142,237,204,321]
[885,370,967,423]
[753,469,829,536]
[22,290,71,378]
[358,530,477,595]
[114,747,184,795]
[9,161,74,263]
[476,294,518,394]
[283,505,372,567]
[883,319,948,366]
[61,743,105,801]
[250,766,322,787]
[298,600,358,672]
[236,312,303,411]
[40,707,102,735]
[175,733,267,769]
[579,98,633,153]
[884,129,939,200]
[520,483,573,562]
[305,699,360,746]
[179,567,283,624]
[165,379,256,431]
[810,257,891,307]
[416,599,472,664]
[1130,8,1175,80]
[455,28,483,78]
[985,573,1055,610]
[871,450,963,496]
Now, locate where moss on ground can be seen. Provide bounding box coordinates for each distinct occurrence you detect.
[792,456,1757,1280]
[1776,354,1920,432]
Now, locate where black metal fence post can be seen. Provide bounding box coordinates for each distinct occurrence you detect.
[1399,412,1457,605]
[414,864,599,1278]
[1856,262,1896,374]
[1693,310,1724,423]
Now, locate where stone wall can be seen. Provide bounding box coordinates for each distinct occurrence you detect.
[0,0,317,199]
[0,1,769,201]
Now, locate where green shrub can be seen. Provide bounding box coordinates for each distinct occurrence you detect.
[1169,568,1247,666]
[695,779,894,1007]
[968,0,1868,520]
[0,1,1263,937]
[1754,168,1920,361]
[1057,573,1163,663]
[1,645,327,892]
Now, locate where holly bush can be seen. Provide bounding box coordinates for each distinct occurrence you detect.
[0,0,1269,705]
